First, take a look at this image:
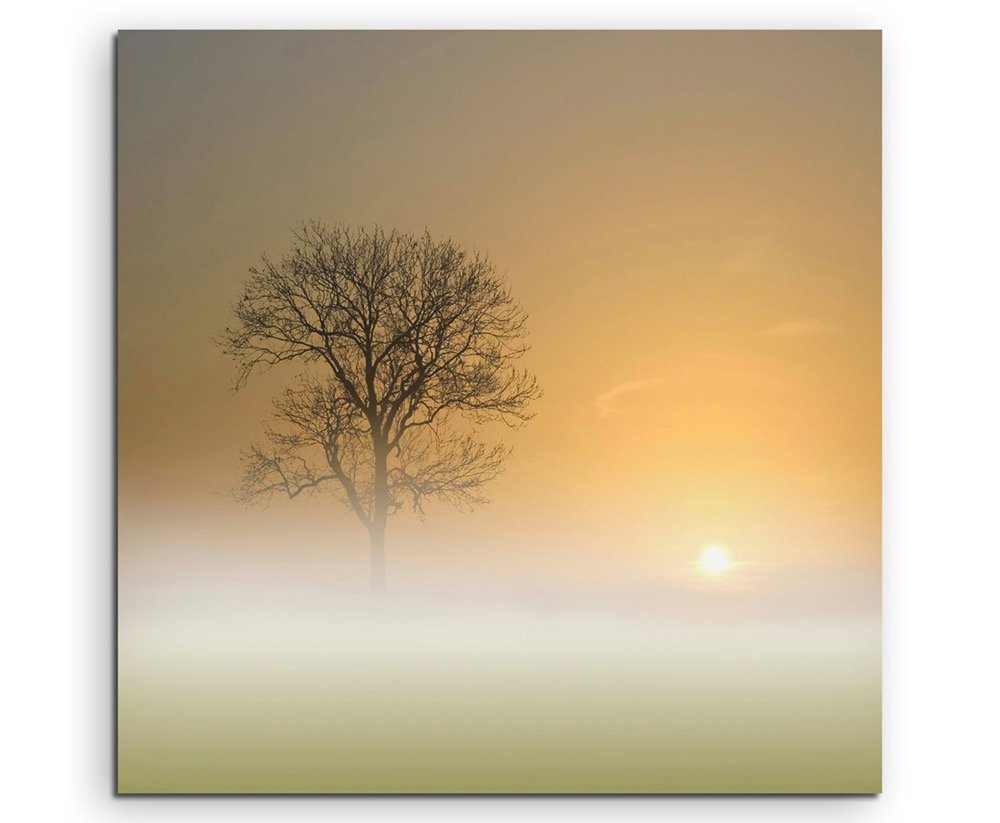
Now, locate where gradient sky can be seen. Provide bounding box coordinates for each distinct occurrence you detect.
[118,31,880,618]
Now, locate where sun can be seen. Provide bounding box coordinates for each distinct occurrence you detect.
[698,545,734,575]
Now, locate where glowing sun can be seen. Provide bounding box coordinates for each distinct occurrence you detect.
[698,545,734,575]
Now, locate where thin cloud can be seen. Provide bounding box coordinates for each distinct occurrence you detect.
[595,378,666,418]
[763,319,840,338]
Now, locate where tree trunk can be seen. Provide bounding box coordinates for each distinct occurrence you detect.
[369,443,389,592]
[369,523,386,592]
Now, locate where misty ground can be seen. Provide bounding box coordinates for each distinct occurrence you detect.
[118,586,879,793]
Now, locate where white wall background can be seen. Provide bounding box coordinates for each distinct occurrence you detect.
[2,1,998,820]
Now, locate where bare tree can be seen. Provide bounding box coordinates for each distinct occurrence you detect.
[219,223,540,590]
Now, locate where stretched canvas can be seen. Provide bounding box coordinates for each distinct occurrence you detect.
[117,30,882,794]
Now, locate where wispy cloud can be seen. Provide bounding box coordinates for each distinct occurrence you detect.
[763,319,840,338]
[595,378,666,418]
[595,355,788,418]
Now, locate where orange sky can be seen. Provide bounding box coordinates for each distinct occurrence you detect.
[118,31,880,614]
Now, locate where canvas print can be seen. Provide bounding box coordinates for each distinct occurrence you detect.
[117,30,881,793]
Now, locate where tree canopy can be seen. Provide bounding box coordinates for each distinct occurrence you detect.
[220,223,540,587]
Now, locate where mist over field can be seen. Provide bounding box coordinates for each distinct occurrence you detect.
[119,559,879,793]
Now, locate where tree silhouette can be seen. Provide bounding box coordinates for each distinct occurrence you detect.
[220,223,540,590]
